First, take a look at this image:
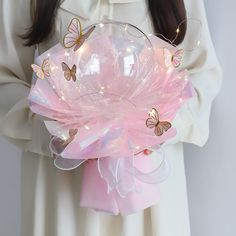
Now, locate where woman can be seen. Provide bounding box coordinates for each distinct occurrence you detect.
[0,0,222,235]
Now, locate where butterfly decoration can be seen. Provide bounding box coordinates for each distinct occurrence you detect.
[163,47,184,68]
[146,108,172,136]
[61,62,77,81]
[63,18,96,52]
[31,58,51,80]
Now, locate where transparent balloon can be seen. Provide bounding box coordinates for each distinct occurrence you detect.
[49,22,154,124]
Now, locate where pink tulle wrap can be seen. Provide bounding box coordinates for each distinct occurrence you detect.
[28,22,195,215]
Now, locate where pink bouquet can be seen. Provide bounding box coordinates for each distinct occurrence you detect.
[29,19,195,215]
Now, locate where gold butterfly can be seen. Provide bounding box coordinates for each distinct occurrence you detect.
[31,58,51,80]
[163,47,184,68]
[63,18,96,51]
[146,108,171,136]
[61,62,76,82]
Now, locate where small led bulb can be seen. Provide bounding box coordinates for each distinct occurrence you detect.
[64,52,70,56]
[84,125,90,130]
[126,47,132,53]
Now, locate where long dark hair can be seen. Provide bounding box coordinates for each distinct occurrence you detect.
[22,0,187,46]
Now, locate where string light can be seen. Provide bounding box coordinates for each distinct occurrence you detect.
[64,52,70,56]
[61,134,68,140]
[155,18,202,52]
[84,125,90,130]
[167,68,172,74]
[126,47,132,53]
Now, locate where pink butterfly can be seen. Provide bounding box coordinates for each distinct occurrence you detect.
[31,58,51,80]
[146,108,172,136]
[163,47,184,68]
[63,18,96,52]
